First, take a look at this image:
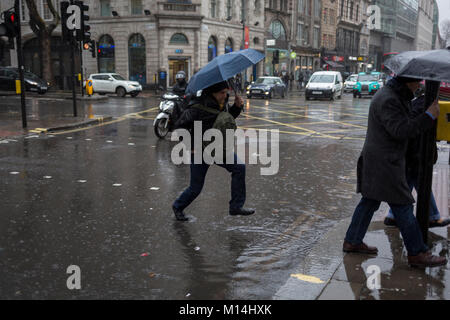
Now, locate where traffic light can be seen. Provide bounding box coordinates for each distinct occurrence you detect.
[83,39,96,58]
[75,1,90,42]
[273,50,280,64]
[1,9,19,49]
[1,9,19,38]
[89,40,96,58]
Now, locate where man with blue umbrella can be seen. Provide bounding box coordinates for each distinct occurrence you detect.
[170,49,264,221]
[171,80,255,221]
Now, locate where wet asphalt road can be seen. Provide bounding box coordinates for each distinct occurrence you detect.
[0,92,372,299]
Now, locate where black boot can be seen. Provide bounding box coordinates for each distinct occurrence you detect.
[229,207,255,216]
[173,206,189,221]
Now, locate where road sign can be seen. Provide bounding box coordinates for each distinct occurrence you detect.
[290,52,297,59]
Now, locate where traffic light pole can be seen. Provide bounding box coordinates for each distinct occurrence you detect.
[79,41,84,96]
[14,0,27,128]
[71,38,77,117]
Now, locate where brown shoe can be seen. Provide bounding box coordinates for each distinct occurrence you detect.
[343,241,378,254]
[408,252,447,268]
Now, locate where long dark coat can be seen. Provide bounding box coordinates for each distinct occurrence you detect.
[357,79,435,205]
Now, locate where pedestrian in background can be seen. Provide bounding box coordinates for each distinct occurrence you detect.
[343,75,447,268]
[298,71,304,90]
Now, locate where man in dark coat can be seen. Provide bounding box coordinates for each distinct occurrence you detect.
[343,76,447,268]
[172,81,255,221]
[384,93,450,228]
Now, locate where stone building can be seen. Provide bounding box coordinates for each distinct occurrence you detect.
[320,0,340,71]
[1,0,266,89]
[335,0,364,73]
[264,0,293,76]
[415,0,436,51]
[85,0,266,87]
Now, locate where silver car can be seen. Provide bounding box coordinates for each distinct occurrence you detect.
[344,74,358,92]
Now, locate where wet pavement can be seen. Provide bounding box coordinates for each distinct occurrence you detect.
[0,91,449,299]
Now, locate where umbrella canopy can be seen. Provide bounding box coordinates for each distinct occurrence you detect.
[186,49,265,94]
[384,49,450,82]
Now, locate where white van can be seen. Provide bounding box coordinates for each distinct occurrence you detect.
[305,71,343,100]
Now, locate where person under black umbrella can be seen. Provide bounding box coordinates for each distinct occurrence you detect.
[343,75,447,268]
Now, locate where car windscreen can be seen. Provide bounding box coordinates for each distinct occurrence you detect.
[24,72,42,81]
[112,74,126,81]
[358,75,378,82]
[255,78,275,84]
[348,76,357,82]
[309,75,334,83]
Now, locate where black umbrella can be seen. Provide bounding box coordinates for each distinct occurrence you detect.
[384,48,450,82]
[385,48,450,243]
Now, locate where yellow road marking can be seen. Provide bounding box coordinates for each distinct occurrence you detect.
[249,105,367,129]
[291,274,326,284]
[243,114,340,139]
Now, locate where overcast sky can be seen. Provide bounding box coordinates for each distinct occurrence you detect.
[436,0,450,26]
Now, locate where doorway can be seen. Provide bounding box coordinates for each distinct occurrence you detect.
[169,58,189,87]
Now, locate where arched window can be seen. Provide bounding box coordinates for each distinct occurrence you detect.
[269,20,286,40]
[98,34,115,73]
[169,33,189,45]
[225,38,233,54]
[208,36,217,61]
[128,33,146,85]
[253,37,260,45]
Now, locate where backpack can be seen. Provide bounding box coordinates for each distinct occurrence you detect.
[192,103,237,157]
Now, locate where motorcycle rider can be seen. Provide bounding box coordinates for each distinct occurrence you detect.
[173,71,188,96]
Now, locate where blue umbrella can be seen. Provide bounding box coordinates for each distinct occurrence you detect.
[186,49,265,94]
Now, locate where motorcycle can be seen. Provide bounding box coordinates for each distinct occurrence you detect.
[153,93,187,139]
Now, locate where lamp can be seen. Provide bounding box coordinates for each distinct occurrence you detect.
[112,11,119,17]
[254,21,259,26]
[145,10,151,16]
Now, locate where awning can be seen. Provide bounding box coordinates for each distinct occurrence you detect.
[323,61,344,68]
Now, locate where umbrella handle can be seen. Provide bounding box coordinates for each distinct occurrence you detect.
[228,78,245,113]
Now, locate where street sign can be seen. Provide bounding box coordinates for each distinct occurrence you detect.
[266,39,275,46]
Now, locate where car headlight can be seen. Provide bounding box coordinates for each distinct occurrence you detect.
[247,85,251,90]
[26,80,38,86]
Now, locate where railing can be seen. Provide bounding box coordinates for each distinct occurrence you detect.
[158,2,199,12]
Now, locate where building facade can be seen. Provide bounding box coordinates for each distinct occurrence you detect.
[263,0,293,76]
[320,0,340,71]
[2,0,266,88]
[85,0,266,87]
[335,0,364,73]
[291,0,322,79]
[368,0,419,71]
[415,0,435,51]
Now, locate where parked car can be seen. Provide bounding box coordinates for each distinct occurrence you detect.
[304,71,343,100]
[344,74,358,92]
[353,72,382,98]
[0,67,49,94]
[246,76,286,99]
[86,73,142,97]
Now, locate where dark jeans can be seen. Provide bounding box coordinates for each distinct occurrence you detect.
[387,174,440,221]
[173,153,246,211]
[345,197,428,256]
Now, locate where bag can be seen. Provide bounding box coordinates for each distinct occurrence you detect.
[193,103,237,156]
